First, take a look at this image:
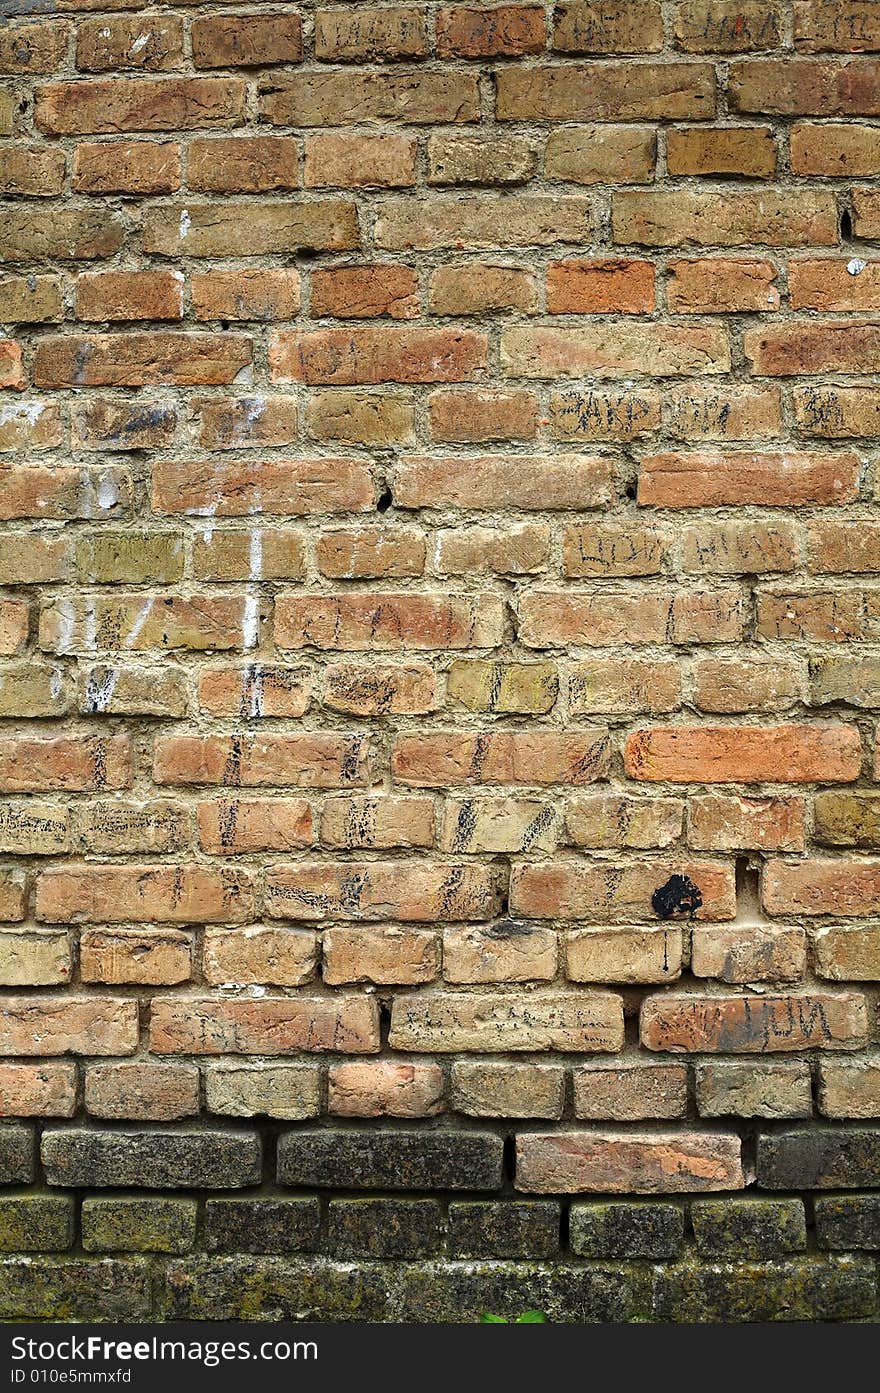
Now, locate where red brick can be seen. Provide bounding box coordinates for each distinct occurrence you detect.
[275,593,503,651]
[0,998,138,1057]
[310,266,419,320]
[34,77,246,133]
[730,58,880,114]
[265,862,501,922]
[36,865,254,924]
[152,457,373,516]
[638,451,859,506]
[0,736,130,793]
[763,859,880,917]
[516,1131,743,1193]
[546,258,655,314]
[642,991,868,1051]
[154,733,370,788]
[438,5,546,56]
[72,140,180,194]
[510,860,736,921]
[392,731,611,786]
[191,13,302,67]
[626,724,862,783]
[328,1062,443,1117]
[269,328,486,385]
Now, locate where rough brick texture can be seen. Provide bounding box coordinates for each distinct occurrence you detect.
[1,0,880,1326]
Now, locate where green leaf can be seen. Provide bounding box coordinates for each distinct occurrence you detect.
[479,1313,508,1323]
[515,1311,548,1323]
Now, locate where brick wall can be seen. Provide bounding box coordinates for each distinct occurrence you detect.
[1,0,879,1322]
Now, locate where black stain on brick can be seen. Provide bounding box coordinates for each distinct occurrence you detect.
[651,873,702,919]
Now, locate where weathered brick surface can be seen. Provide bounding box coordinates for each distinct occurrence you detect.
[2,0,880,1321]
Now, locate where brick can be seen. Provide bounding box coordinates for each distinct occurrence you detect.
[390,991,624,1052]
[0,145,66,197]
[0,1196,73,1252]
[0,20,68,75]
[450,1062,564,1118]
[666,125,776,175]
[763,859,880,918]
[80,929,191,985]
[675,1,784,50]
[40,593,266,654]
[72,401,177,451]
[642,992,868,1052]
[791,121,880,174]
[304,134,416,188]
[667,256,780,312]
[819,1059,880,1118]
[278,1130,503,1190]
[259,72,480,126]
[0,998,137,1057]
[76,16,183,70]
[75,270,183,322]
[0,931,70,985]
[270,327,486,384]
[307,391,415,445]
[691,1199,806,1258]
[811,655,880,706]
[203,929,317,987]
[567,928,683,984]
[682,520,796,572]
[82,1199,196,1255]
[695,1061,813,1119]
[447,660,558,713]
[311,266,418,319]
[748,320,880,374]
[197,799,312,855]
[188,137,299,193]
[0,342,25,390]
[73,140,180,194]
[43,1130,261,1189]
[0,209,123,262]
[276,592,502,650]
[437,5,546,56]
[320,796,434,849]
[0,804,69,857]
[427,133,537,185]
[76,802,188,855]
[323,663,438,716]
[691,925,807,983]
[614,188,837,245]
[143,202,357,257]
[565,793,683,848]
[501,323,730,377]
[265,862,500,922]
[327,1062,443,1117]
[0,275,62,323]
[195,397,299,451]
[34,78,246,134]
[790,257,880,310]
[191,269,301,322]
[0,1128,34,1185]
[554,1,663,52]
[496,62,716,120]
[0,735,130,793]
[427,388,538,443]
[435,523,548,575]
[153,457,372,517]
[521,588,742,647]
[626,724,861,783]
[395,453,612,509]
[328,1199,441,1260]
[688,795,806,851]
[570,1201,684,1259]
[205,1199,320,1257]
[314,7,428,61]
[323,926,438,985]
[755,588,867,643]
[813,923,880,983]
[815,1195,880,1250]
[814,792,880,848]
[440,799,557,855]
[205,1066,320,1121]
[443,922,557,981]
[197,667,310,717]
[155,733,368,789]
[729,58,880,114]
[428,263,538,314]
[78,666,186,718]
[547,258,655,314]
[573,1063,688,1120]
[392,730,610,786]
[84,1063,198,1121]
[191,13,302,67]
[757,1129,880,1189]
[375,195,591,250]
[809,519,880,566]
[517,1132,743,1194]
[0,1260,150,1322]
[551,389,662,442]
[0,663,69,719]
[316,526,424,578]
[0,534,65,584]
[795,1,880,51]
[448,1201,560,1259]
[511,859,735,922]
[151,995,379,1055]
[36,865,254,924]
[34,333,251,388]
[853,188,880,236]
[545,124,656,183]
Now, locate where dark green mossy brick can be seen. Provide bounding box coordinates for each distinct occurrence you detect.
[815,1195,880,1250]
[447,1201,560,1259]
[206,1199,321,1255]
[0,1127,35,1185]
[397,1262,651,1324]
[42,1129,261,1189]
[161,1257,390,1322]
[691,1199,806,1258]
[653,1257,876,1323]
[0,1195,74,1252]
[0,1258,151,1321]
[81,1197,197,1254]
[570,1201,684,1260]
[277,1130,503,1190]
[327,1199,441,1259]
[757,1128,880,1190]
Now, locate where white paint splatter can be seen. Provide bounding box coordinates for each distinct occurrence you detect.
[49,667,64,701]
[83,598,98,652]
[52,599,76,655]
[179,209,191,240]
[249,529,263,582]
[241,594,260,650]
[0,401,43,428]
[85,667,118,713]
[243,662,265,719]
[96,472,119,513]
[129,32,150,54]
[125,597,155,649]
[848,258,867,276]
